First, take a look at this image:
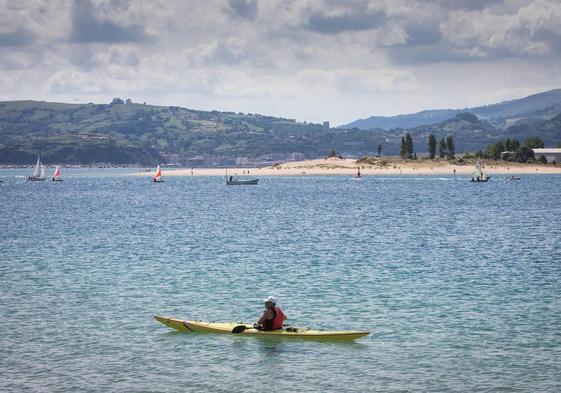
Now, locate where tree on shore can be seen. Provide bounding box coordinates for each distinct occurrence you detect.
[438,138,446,158]
[505,138,520,151]
[524,137,544,149]
[515,146,534,162]
[427,134,437,159]
[404,132,414,159]
[486,137,538,163]
[400,137,406,159]
[486,140,505,160]
[446,134,455,159]
[486,138,525,160]
[376,143,383,157]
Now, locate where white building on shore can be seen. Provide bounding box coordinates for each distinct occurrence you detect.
[532,148,561,163]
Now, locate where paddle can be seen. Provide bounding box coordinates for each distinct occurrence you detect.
[232,325,255,333]
[232,324,296,333]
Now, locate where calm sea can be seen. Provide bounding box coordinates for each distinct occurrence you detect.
[1,169,560,392]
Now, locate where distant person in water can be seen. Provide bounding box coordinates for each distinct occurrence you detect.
[255,296,287,331]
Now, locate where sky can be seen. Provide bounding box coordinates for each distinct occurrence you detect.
[1,0,561,125]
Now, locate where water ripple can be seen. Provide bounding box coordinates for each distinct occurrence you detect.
[1,171,560,392]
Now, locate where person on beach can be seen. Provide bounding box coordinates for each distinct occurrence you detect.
[255,296,287,331]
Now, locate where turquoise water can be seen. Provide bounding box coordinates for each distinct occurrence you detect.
[1,170,560,392]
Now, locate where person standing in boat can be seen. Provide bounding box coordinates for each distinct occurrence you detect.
[255,296,287,331]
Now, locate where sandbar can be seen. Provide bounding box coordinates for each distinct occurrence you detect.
[135,157,561,177]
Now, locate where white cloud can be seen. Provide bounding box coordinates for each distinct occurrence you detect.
[0,0,560,124]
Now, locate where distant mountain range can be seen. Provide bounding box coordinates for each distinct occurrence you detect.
[1,89,560,165]
[341,89,561,130]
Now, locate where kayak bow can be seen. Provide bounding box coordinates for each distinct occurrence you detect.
[154,316,369,341]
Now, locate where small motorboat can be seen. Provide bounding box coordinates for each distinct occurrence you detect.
[226,171,259,185]
[506,176,521,181]
[226,176,259,185]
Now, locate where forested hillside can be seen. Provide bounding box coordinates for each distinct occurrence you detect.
[0,100,389,164]
[1,99,560,165]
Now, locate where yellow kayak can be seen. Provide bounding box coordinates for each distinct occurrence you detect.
[154,316,369,341]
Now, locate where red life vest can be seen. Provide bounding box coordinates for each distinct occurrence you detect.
[271,307,286,330]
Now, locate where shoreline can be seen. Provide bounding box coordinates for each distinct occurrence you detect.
[134,158,561,177]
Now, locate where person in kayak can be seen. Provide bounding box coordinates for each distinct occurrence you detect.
[255,296,287,331]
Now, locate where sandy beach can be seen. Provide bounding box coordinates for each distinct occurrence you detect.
[136,157,561,177]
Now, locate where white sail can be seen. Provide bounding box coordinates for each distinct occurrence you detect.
[473,158,483,179]
[39,164,45,179]
[32,155,42,178]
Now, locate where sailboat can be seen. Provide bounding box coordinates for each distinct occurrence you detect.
[153,165,164,182]
[471,158,490,182]
[28,155,46,181]
[52,165,62,182]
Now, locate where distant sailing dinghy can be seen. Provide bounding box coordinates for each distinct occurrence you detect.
[28,155,46,181]
[52,165,62,182]
[471,158,490,182]
[153,165,164,182]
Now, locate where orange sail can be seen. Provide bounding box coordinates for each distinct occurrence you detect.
[52,165,61,181]
[153,165,162,182]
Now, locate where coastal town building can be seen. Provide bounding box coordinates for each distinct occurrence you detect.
[500,151,516,160]
[532,148,561,163]
[161,153,181,165]
[235,157,250,166]
[290,152,305,161]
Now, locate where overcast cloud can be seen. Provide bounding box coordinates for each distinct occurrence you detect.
[1,0,560,124]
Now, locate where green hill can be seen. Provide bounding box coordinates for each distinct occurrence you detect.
[0,100,386,164]
[0,99,560,165]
